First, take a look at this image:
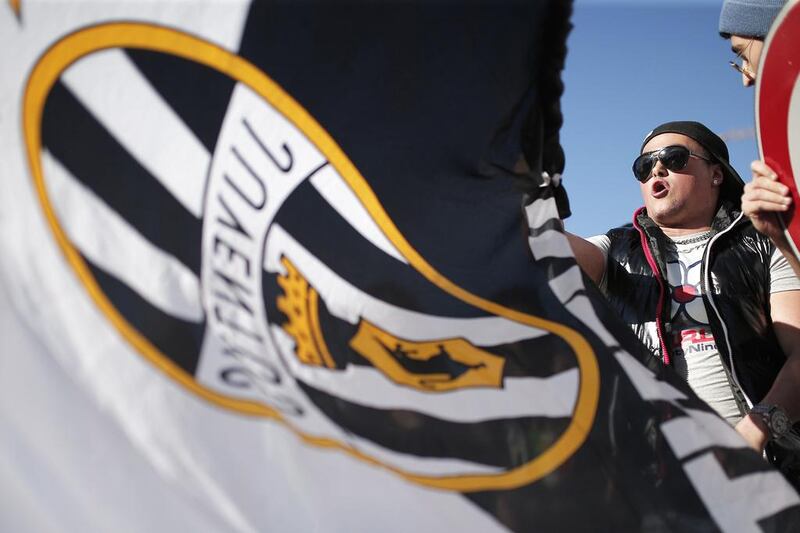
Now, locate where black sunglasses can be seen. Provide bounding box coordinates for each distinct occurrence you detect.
[632,145,713,183]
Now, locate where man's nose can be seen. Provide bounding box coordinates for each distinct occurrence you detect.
[651,159,668,179]
[742,60,755,87]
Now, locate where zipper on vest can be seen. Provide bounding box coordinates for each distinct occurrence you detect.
[632,207,671,365]
[702,212,753,408]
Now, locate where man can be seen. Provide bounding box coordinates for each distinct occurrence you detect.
[719,0,800,280]
[566,122,800,472]
[719,0,785,88]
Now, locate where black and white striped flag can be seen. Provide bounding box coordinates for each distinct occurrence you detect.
[1,2,799,532]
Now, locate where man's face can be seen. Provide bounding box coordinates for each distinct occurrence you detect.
[730,35,765,87]
[638,133,723,229]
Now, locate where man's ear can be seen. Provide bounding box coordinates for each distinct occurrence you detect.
[712,165,724,186]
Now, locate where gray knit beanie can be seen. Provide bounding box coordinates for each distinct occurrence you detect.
[719,0,787,38]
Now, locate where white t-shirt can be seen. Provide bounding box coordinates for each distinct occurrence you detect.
[589,231,800,424]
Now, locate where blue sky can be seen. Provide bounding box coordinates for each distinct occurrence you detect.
[561,0,757,236]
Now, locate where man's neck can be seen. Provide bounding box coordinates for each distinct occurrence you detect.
[647,208,717,238]
[658,225,713,238]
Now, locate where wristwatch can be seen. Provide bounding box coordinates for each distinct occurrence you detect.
[750,403,791,441]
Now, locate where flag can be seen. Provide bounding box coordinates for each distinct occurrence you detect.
[1,1,798,532]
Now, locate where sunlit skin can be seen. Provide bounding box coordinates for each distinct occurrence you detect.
[638,133,723,237]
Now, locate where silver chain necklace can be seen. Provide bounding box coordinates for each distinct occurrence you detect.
[671,230,713,246]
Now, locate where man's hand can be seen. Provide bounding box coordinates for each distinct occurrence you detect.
[741,160,792,246]
[735,413,769,453]
[742,160,800,279]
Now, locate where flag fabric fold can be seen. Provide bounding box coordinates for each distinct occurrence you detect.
[1,2,798,532]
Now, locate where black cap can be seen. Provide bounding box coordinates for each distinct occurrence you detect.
[640,121,745,206]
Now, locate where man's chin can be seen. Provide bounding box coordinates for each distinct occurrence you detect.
[646,205,679,227]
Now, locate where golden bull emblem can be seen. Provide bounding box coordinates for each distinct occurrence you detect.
[277,257,505,392]
[349,323,505,392]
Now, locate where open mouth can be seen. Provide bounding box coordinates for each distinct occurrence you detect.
[651,179,669,199]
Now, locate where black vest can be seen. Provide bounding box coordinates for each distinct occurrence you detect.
[604,202,785,405]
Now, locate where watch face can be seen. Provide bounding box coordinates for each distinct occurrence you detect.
[772,409,790,436]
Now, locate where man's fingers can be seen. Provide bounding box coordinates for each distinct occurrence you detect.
[744,187,792,205]
[743,198,790,214]
[751,159,779,180]
[746,175,790,195]
[743,160,793,220]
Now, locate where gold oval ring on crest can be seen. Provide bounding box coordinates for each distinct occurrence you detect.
[23,22,600,492]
